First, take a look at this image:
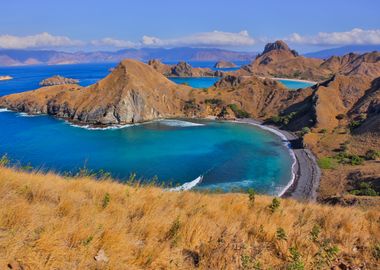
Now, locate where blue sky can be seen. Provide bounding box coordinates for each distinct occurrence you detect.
[0,0,379,52]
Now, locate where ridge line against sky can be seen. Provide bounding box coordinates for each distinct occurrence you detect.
[1,0,379,52]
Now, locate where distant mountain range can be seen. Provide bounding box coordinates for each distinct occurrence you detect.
[304,45,380,59]
[1,45,379,67]
[0,47,258,66]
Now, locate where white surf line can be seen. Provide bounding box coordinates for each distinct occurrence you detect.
[232,120,296,197]
[0,108,11,112]
[158,119,204,127]
[272,77,317,84]
[168,175,203,191]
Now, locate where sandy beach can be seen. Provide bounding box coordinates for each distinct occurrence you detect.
[237,118,321,202]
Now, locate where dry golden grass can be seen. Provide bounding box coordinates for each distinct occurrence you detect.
[0,166,379,270]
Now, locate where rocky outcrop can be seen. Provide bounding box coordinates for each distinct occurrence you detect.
[236,40,328,81]
[214,61,237,68]
[0,75,12,81]
[148,60,221,77]
[39,75,79,86]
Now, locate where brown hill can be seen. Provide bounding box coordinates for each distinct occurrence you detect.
[236,41,380,82]
[238,40,328,81]
[0,60,193,125]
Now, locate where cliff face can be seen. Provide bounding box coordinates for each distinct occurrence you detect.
[0,60,193,125]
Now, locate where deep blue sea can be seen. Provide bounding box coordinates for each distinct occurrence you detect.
[0,62,294,195]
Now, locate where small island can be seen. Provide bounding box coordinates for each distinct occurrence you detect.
[39,75,79,86]
[214,60,237,68]
[0,75,13,81]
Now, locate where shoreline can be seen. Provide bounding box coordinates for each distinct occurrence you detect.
[236,118,320,201]
[0,108,320,200]
[271,77,318,84]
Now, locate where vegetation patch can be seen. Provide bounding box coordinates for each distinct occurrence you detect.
[317,157,338,170]
[227,104,250,118]
[350,182,379,196]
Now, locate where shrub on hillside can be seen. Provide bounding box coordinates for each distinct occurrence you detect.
[317,157,337,169]
[227,104,250,118]
[365,149,380,160]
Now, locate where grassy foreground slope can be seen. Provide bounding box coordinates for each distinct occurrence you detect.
[0,166,379,270]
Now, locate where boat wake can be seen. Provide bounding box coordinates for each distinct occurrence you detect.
[168,175,203,191]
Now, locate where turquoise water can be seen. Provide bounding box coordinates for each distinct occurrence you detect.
[169,77,315,89]
[0,63,294,195]
[169,77,220,88]
[278,79,315,89]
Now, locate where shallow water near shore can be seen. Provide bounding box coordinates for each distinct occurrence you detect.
[0,63,294,195]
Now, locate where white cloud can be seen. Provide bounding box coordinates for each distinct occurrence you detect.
[141,30,256,48]
[90,37,137,48]
[0,31,256,50]
[0,32,83,49]
[286,28,380,46]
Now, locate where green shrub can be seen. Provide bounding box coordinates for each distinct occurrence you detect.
[300,127,311,136]
[204,98,223,106]
[349,120,362,130]
[0,154,10,166]
[269,198,280,213]
[335,152,364,165]
[247,188,256,207]
[319,128,328,134]
[102,193,110,208]
[227,104,250,118]
[270,112,297,126]
[288,247,304,270]
[350,182,378,196]
[373,243,380,260]
[276,227,287,241]
[166,217,181,246]
[365,150,380,160]
[317,157,337,169]
[310,224,321,242]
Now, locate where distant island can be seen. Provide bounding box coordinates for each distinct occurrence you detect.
[0,75,13,81]
[214,60,237,68]
[39,75,79,86]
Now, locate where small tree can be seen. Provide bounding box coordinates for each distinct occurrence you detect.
[269,198,280,213]
[365,150,380,160]
[247,188,256,207]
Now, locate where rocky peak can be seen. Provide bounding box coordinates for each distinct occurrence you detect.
[171,61,194,77]
[261,40,299,57]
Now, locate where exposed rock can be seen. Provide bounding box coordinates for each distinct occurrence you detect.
[94,249,109,262]
[39,75,79,86]
[148,59,221,77]
[214,61,237,68]
[0,75,13,81]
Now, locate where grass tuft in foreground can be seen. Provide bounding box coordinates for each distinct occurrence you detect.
[0,166,379,269]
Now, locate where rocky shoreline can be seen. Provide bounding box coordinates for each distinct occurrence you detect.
[236,118,321,202]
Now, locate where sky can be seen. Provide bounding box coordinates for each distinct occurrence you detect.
[0,0,379,53]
